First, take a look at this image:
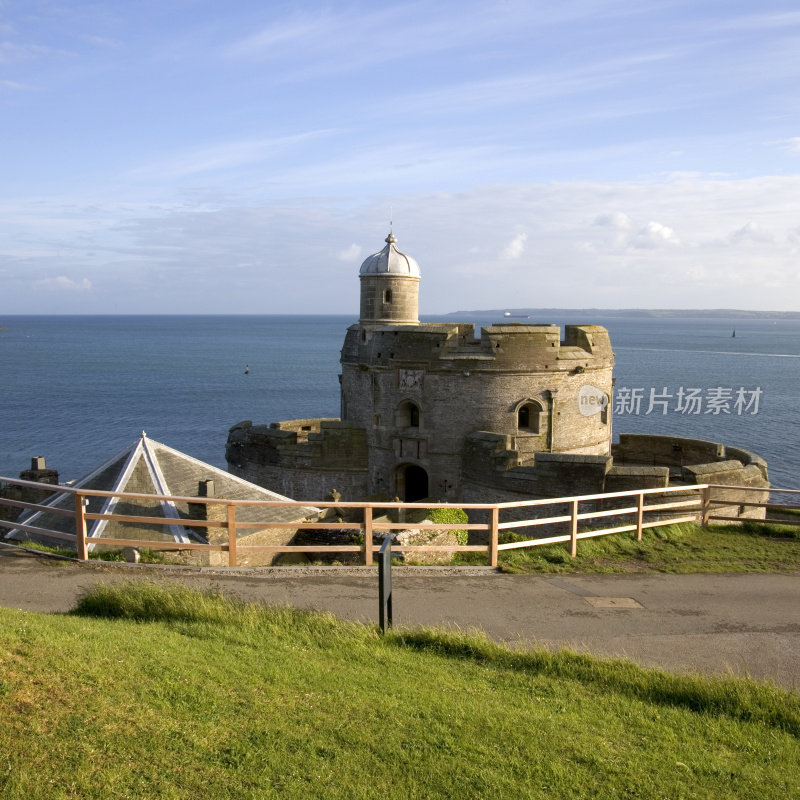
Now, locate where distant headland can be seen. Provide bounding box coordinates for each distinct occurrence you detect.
[446,308,800,319]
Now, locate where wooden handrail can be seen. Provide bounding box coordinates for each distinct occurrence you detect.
[0,476,797,567]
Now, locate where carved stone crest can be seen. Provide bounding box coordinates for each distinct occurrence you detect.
[398,369,424,391]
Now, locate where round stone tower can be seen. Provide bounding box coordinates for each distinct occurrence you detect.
[338,230,615,501]
[359,232,420,326]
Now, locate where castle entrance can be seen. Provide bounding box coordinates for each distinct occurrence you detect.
[397,464,429,502]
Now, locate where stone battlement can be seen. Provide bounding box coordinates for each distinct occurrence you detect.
[342,322,613,373]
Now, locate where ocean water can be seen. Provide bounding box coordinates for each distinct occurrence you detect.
[1,314,798,492]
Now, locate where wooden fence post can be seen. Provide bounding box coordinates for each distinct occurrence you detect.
[701,486,710,528]
[489,507,499,567]
[364,505,373,566]
[636,492,644,542]
[74,492,88,561]
[227,504,237,567]
[570,500,578,557]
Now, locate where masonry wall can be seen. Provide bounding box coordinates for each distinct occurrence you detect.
[0,460,60,523]
[225,309,771,524]
[339,321,614,498]
[360,274,420,325]
[226,419,369,501]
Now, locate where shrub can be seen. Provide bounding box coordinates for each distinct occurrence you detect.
[427,506,469,546]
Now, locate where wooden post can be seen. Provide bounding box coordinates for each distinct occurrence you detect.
[636,492,644,542]
[364,505,373,566]
[489,506,499,567]
[701,486,710,528]
[570,500,578,557]
[226,503,237,567]
[74,492,88,562]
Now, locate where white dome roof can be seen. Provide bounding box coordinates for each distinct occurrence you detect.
[359,232,420,277]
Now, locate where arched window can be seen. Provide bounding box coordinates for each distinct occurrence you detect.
[396,400,421,429]
[517,401,543,434]
[383,288,393,304]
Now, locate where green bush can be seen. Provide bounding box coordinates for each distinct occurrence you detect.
[498,530,527,545]
[427,506,469,546]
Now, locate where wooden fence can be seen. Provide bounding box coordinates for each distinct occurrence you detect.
[0,476,796,567]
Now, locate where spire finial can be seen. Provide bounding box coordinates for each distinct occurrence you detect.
[386,207,396,243]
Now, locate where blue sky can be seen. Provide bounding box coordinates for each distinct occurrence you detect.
[1,0,799,314]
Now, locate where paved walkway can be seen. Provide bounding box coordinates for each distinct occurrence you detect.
[2,546,799,690]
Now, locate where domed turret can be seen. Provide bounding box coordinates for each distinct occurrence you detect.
[359,232,420,326]
[359,232,421,277]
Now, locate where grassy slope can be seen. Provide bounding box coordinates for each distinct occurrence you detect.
[454,522,800,574]
[18,520,800,574]
[1,583,799,799]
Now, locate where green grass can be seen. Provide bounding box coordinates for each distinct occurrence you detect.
[11,539,166,563]
[772,506,800,519]
[13,520,800,575]
[454,521,800,574]
[1,583,799,799]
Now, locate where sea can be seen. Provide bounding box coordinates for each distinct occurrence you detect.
[1,314,798,494]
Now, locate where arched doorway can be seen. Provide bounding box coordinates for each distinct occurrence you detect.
[399,464,429,502]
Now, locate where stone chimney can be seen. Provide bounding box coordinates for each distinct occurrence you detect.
[20,456,59,489]
[0,457,60,522]
[187,479,226,541]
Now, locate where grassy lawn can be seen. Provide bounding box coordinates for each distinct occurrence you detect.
[9,540,167,563]
[0,584,798,799]
[12,519,800,575]
[452,521,800,574]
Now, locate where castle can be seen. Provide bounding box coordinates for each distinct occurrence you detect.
[226,232,768,507]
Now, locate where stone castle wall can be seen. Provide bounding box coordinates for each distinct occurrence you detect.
[360,274,420,325]
[226,419,369,501]
[337,321,614,498]
[0,458,60,523]
[227,414,769,527]
[224,231,769,518]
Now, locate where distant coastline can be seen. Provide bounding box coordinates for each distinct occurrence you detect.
[1,309,798,322]
[446,308,800,320]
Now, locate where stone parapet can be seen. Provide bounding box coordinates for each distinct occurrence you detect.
[605,465,670,492]
[613,434,725,468]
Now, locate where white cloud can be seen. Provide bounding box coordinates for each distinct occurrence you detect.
[0,79,38,91]
[728,222,774,245]
[634,221,679,249]
[501,232,527,260]
[34,276,92,291]
[5,174,800,313]
[223,18,328,59]
[338,243,362,262]
[718,11,800,32]
[783,137,800,154]
[126,131,335,181]
[594,212,632,230]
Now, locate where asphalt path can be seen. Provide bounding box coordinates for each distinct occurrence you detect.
[2,546,799,690]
